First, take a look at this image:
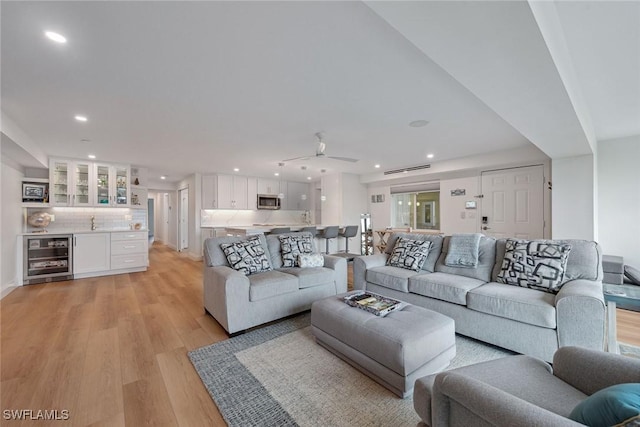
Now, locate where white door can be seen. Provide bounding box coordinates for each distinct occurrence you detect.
[480,165,544,239]
[162,193,169,244]
[179,188,189,251]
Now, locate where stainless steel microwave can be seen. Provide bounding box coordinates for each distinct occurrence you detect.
[257,194,281,210]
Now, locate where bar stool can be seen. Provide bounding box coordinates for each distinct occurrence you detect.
[319,226,339,254]
[300,226,317,236]
[332,225,359,260]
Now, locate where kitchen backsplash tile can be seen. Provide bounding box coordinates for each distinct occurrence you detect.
[200,209,312,227]
[25,207,147,233]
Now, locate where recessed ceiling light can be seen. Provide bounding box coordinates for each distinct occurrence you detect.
[374,164,381,168]
[427,153,434,159]
[45,31,67,44]
[160,176,166,180]
[274,172,279,176]
[233,168,239,172]
[87,154,96,159]
[75,115,88,122]
[307,176,312,180]
[409,120,429,128]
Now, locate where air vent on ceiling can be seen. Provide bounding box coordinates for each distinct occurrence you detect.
[384,164,431,175]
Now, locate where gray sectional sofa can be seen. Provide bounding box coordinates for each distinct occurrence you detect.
[203,232,347,334]
[353,232,606,362]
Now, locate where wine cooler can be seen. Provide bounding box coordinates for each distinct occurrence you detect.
[23,235,73,285]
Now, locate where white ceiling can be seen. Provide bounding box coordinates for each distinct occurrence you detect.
[2,1,638,184]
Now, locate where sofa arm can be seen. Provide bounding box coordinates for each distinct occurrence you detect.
[203,265,250,333]
[553,346,640,396]
[323,255,348,293]
[555,279,606,350]
[353,254,388,290]
[432,372,581,427]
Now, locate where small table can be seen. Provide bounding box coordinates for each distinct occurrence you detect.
[603,283,640,354]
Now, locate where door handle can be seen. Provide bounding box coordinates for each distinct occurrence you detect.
[482,226,491,230]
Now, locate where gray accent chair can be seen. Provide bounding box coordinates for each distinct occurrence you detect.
[414,346,640,427]
[203,232,347,334]
[353,232,605,362]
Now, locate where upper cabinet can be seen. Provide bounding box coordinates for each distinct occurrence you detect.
[50,158,94,207]
[50,158,131,207]
[202,175,218,209]
[257,178,282,195]
[96,163,130,207]
[217,174,248,209]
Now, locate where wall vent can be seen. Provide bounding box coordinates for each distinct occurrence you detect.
[384,164,431,175]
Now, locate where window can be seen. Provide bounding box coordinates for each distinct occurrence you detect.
[391,191,440,230]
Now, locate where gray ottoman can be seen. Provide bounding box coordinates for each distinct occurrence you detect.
[310,293,456,398]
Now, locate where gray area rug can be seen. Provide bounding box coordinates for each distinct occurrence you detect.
[189,312,515,427]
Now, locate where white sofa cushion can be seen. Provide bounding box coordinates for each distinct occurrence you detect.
[366,266,427,293]
[248,271,298,301]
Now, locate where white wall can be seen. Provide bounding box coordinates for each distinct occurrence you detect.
[551,154,596,240]
[598,135,640,268]
[439,176,480,234]
[2,161,25,294]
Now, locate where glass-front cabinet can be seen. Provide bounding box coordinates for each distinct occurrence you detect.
[50,158,130,207]
[115,166,129,206]
[49,159,94,206]
[95,163,130,206]
[95,164,111,205]
[50,160,70,206]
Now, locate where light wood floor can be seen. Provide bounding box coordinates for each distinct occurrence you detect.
[1,244,639,426]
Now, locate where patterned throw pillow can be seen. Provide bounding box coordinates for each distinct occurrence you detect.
[298,253,324,268]
[220,236,272,276]
[387,238,432,272]
[497,239,572,293]
[279,235,313,267]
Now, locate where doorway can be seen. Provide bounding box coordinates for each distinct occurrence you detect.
[480,165,544,239]
[179,188,189,251]
[148,198,155,244]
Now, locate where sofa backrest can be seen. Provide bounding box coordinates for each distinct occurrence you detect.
[385,232,444,273]
[204,234,271,268]
[491,239,603,283]
[265,231,316,269]
[434,235,497,282]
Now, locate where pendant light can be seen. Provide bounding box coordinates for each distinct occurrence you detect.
[301,166,308,201]
[277,162,285,200]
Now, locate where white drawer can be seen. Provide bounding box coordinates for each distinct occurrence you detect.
[111,231,147,241]
[111,240,147,255]
[111,253,147,269]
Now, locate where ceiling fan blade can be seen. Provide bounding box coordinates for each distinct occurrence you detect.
[327,156,359,163]
[282,155,312,162]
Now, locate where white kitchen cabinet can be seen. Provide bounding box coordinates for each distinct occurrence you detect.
[49,158,95,207]
[247,177,257,210]
[111,231,148,270]
[95,163,130,207]
[202,175,217,209]
[257,178,282,195]
[73,233,111,274]
[217,174,248,209]
[286,181,310,211]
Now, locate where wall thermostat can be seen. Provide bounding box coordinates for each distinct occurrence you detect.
[465,201,477,209]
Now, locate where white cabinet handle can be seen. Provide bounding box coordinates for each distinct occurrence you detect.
[124,245,135,249]
[124,259,134,263]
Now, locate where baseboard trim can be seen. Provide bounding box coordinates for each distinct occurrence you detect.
[1,285,18,300]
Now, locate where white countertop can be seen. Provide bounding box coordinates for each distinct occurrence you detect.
[22,228,148,236]
[224,224,337,235]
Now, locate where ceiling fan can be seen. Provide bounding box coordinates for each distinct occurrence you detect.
[282,132,359,163]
